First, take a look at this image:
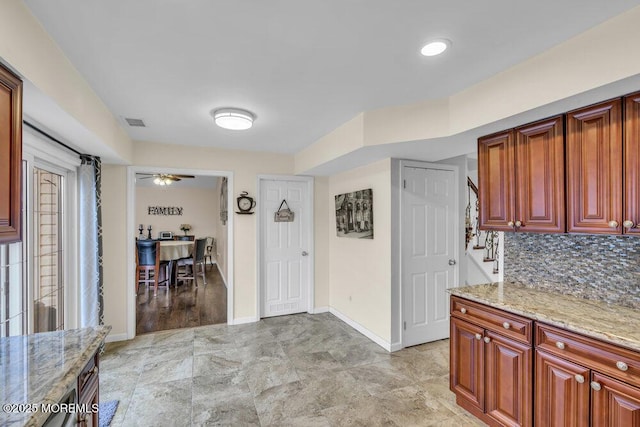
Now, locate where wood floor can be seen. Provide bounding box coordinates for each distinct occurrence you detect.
[136,263,227,335]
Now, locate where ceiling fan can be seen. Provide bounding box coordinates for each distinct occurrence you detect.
[137,173,195,186]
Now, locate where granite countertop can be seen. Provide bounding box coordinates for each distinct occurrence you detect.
[450,282,640,352]
[0,326,111,427]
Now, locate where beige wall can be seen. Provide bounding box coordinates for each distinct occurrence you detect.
[133,141,295,320]
[101,164,129,337]
[0,1,132,163]
[329,159,392,342]
[135,186,218,240]
[313,176,330,309]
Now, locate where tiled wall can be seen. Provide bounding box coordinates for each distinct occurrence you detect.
[504,233,640,308]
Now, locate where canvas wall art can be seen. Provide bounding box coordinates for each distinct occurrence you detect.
[335,189,373,239]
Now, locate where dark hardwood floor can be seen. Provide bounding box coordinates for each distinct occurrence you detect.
[136,263,227,335]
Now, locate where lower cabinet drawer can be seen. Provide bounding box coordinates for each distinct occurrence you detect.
[451,296,532,345]
[536,323,640,386]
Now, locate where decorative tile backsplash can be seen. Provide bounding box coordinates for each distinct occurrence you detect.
[504,233,640,308]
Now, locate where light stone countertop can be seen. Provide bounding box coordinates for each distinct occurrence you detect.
[0,326,111,427]
[450,282,640,352]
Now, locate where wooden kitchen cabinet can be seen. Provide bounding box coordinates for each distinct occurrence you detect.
[77,352,99,427]
[450,296,533,426]
[0,63,23,244]
[566,99,623,234]
[535,349,590,427]
[450,316,485,411]
[591,372,640,426]
[624,92,640,235]
[478,130,515,231]
[478,116,564,233]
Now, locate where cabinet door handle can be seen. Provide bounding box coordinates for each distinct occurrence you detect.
[514,220,522,228]
[460,308,467,314]
[475,333,482,340]
[574,374,585,383]
[507,221,514,228]
[591,381,601,391]
[483,337,491,343]
[623,220,635,229]
[616,361,629,371]
[556,341,565,350]
[502,322,511,330]
[608,220,619,228]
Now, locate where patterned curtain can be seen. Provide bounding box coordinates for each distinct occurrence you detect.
[78,155,104,327]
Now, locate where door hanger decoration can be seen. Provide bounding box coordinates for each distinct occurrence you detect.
[274,199,295,222]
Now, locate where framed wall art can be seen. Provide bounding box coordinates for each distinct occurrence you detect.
[335,188,373,239]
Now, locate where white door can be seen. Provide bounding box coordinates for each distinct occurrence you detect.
[260,178,312,318]
[402,165,458,346]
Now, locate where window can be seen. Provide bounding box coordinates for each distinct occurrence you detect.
[33,167,65,332]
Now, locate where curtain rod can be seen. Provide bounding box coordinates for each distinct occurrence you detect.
[23,120,82,156]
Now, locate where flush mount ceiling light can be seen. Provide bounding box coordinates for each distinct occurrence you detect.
[211,108,255,130]
[153,175,173,186]
[420,39,451,56]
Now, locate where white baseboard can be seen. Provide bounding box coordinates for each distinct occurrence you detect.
[309,306,329,314]
[105,332,129,343]
[230,316,259,325]
[218,267,228,289]
[389,341,404,352]
[329,307,392,352]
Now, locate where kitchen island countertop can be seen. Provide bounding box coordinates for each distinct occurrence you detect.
[450,282,640,352]
[0,326,110,426]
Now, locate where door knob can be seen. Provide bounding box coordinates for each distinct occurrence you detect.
[302,251,309,256]
[448,259,456,266]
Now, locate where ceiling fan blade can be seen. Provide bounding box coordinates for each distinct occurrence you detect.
[169,174,195,179]
[138,176,155,179]
[171,177,182,182]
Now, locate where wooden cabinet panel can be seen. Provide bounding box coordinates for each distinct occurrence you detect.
[535,349,590,427]
[485,332,532,427]
[514,116,565,233]
[478,130,515,231]
[451,296,532,345]
[0,64,22,244]
[536,323,640,386]
[624,92,640,235]
[591,372,640,427]
[450,317,485,411]
[566,99,622,234]
[78,353,99,427]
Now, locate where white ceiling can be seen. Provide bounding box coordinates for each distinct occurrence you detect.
[22,0,640,156]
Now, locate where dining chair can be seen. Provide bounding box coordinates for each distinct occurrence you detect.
[176,237,207,287]
[135,239,170,296]
[204,236,215,269]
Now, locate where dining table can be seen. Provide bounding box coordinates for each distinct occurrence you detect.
[159,240,194,286]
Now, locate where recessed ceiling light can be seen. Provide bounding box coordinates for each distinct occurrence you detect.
[211,108,255,130]
[421,39,451,57]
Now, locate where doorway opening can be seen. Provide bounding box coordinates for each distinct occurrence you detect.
[127,167,234,338]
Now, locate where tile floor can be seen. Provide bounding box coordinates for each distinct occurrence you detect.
[101,313,483,426]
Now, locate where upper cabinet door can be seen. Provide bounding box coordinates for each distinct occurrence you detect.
[0,64,22,244]
[566,99,622,234]
[478,130,515,231]
[514,116,565,233]
[624,92,640,236]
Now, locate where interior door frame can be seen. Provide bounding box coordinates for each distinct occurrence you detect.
[256,174,314,318]
[398,160,459,348]
[126,166,234,339]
